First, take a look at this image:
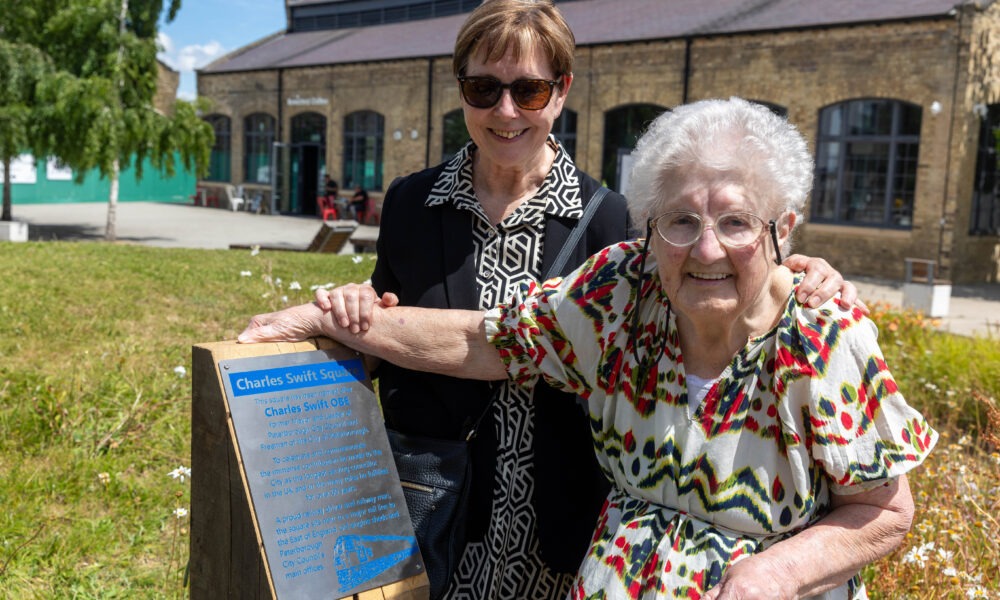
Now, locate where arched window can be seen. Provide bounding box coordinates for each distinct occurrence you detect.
[971,103,1000,235]
[244,113,276,184]
[553,109,577,160]
[343,110,384,190]
[812,99,921,228]
[602,104,667,193]
[204,114,231,182]
[441,109,469,162]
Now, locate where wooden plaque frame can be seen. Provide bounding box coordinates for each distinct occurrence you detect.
[191,339,429,600]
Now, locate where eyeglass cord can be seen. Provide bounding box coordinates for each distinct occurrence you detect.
[627,222,672,394]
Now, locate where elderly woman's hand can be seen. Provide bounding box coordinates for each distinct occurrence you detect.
[314,283,399,334]
[702,554,799,600]
[237,302,329,343]
[784,254,868,314]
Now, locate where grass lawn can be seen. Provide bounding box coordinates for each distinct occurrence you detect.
[0,242,996,598]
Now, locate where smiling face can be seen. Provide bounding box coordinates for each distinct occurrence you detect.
[651,170,792,326]
[461,45,571,173]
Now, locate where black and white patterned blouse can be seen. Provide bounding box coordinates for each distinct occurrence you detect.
[424,138,583,599]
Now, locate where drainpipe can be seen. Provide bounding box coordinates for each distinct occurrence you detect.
[683,37,693,104]
[277,68,284,143]
[426,58,434,168]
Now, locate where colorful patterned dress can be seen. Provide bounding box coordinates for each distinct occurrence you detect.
[485,241,937,600]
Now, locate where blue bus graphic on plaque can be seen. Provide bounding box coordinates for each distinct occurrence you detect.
[333,534,420,593]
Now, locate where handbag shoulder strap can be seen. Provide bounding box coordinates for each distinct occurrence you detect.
[463,385,502,441]
[544,186,610,280]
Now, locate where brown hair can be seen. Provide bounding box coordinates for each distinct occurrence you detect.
[452,0,575,79]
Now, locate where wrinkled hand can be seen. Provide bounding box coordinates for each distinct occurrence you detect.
[237,302,328,343]
[702,554,798,600]
[314,283,399,334]
[784,254,868,314]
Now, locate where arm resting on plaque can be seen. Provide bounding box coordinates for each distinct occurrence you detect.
[239,298,507,382]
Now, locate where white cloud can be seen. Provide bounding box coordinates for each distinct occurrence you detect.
[157,35,227,99]
[157,32,175,57]
[176,41,227,71]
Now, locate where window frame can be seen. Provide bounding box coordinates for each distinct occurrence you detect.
[342,110,385,191]
[970,103,1000,236]
[204,114,231,182]
[244,113,276,185]
[810,98,922,229]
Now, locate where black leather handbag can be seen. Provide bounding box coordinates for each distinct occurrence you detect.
[387,428,475,599]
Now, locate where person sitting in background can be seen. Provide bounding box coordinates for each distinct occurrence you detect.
[350,184,368,224]
[324,175,339,210]
[239,97,935,600]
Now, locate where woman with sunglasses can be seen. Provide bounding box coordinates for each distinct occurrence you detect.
[280,2,854,598]
[241,97,934,600]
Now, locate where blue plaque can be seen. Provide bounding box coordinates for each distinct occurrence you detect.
[219,349,425,598]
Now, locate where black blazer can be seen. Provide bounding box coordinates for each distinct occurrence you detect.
[371,161,632,572]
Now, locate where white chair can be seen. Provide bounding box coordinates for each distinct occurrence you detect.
[223,185,245,212]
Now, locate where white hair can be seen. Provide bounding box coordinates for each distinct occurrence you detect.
[625,97,813,234]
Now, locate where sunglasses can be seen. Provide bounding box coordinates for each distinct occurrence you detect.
[457,76,560,111]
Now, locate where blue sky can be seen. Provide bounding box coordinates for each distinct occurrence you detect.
[157,0,286,100]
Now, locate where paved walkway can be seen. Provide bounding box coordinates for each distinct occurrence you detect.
[14,200,377,254]
[9,201,1000,338]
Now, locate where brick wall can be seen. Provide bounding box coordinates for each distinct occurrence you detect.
[198,4,1000,282]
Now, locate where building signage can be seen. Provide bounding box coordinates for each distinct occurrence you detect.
[287,95,330,106]
[219,350,424,598]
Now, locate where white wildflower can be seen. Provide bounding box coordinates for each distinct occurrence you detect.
[97,472,111,485]
[168,466,192,483]
[352,256,363,264]
[942,567,958,577]
[902,541,934,567]
[173,365,187,377]
[966,585,989,599]
[281,295,289,304]
[275,277,282,286]
[240,270,252,277]
[936,548,954,562]
[289,281,301,291]
[173,507,189,519]
[250,245,260,256]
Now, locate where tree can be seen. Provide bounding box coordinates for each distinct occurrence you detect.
[0,1,57,222]
[21,0,211,241]
[0,42,51,222]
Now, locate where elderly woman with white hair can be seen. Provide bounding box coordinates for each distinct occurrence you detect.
[241,97,936,599]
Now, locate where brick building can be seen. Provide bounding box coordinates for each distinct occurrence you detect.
[197,0,1000,283]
